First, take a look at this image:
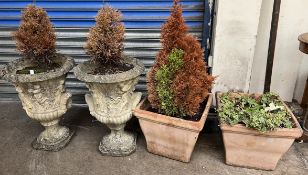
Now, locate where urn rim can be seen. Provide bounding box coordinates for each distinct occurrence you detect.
[3,54,74,83]
[73,56,144,83]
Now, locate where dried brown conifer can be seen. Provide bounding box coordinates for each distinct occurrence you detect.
[147,0,187,110]
[85,6,125,67]
[160,0,188,53]
[147,0,214,117]
[172,35,215,116]
[12,5,56,68]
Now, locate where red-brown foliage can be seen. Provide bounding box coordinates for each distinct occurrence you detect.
[85,6,125,66]
[172,35,214,115]
[147,0,187,110]
[147,0,214,116]
[12,5,56,68]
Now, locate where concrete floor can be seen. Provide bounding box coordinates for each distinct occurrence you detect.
[0,102,307,175]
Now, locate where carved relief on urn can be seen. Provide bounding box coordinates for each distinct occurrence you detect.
[85,77,140,125]
[16,76,71,123]
[74,57,144,156]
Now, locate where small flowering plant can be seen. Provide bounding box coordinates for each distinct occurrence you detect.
[218,92,293,132]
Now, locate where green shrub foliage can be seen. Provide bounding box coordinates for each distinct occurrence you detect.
[147,0,214,118]
[155,48,185,117]
[218,92,293,132]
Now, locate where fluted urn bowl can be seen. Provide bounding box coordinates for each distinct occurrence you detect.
[74,57,144,156]
[3,54,75,151]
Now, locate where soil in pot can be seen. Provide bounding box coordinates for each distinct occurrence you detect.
[89,61,134,75]
[16,62,60,74]
[147,98,208,121]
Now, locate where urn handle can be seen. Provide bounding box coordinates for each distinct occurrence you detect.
[85,93,94,114]
[60,92,72,110]
[132,92,142,109]
[0,65,7,79]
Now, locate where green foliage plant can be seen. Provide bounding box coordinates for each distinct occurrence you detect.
[147,0,214,118]
[218,92,293,132]
[155,48,185,117]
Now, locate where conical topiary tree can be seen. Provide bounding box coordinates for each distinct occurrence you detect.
[12,5,56,69]
[85,6,125,69]
[147,0,214,118]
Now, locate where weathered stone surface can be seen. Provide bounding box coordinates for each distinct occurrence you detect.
[286,101,304,116]
[74,57,144,84]
[2,54,75,151]
[74,57,144,156]
[32,126,75,151]
[99,125,137,156]
[3,54,74,83]
[0,65,6,79]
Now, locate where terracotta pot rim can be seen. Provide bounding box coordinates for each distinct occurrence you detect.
[3,54,74,83]
[216,92,303,138]
[133,93,213,132]
[73,56,144,83]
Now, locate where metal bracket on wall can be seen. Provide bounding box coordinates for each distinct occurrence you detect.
[264,0,281,93]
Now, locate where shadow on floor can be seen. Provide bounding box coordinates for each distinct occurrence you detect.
[0,102,307,175]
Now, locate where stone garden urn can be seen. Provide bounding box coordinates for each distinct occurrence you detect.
[74,57,144,156]
[3,54,75,151]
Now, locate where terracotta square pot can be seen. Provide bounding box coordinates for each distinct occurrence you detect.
[216,92,303,170]
[133,94,212,162]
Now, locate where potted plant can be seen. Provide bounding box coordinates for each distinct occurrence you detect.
[216,92,303,170]
[73,6,144,156]
[133,0,214,162]
[2,5,75,151]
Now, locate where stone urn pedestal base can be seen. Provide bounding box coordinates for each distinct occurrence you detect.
[99,124,136,156]
[32,121,75,151]
[74,57,144,156]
